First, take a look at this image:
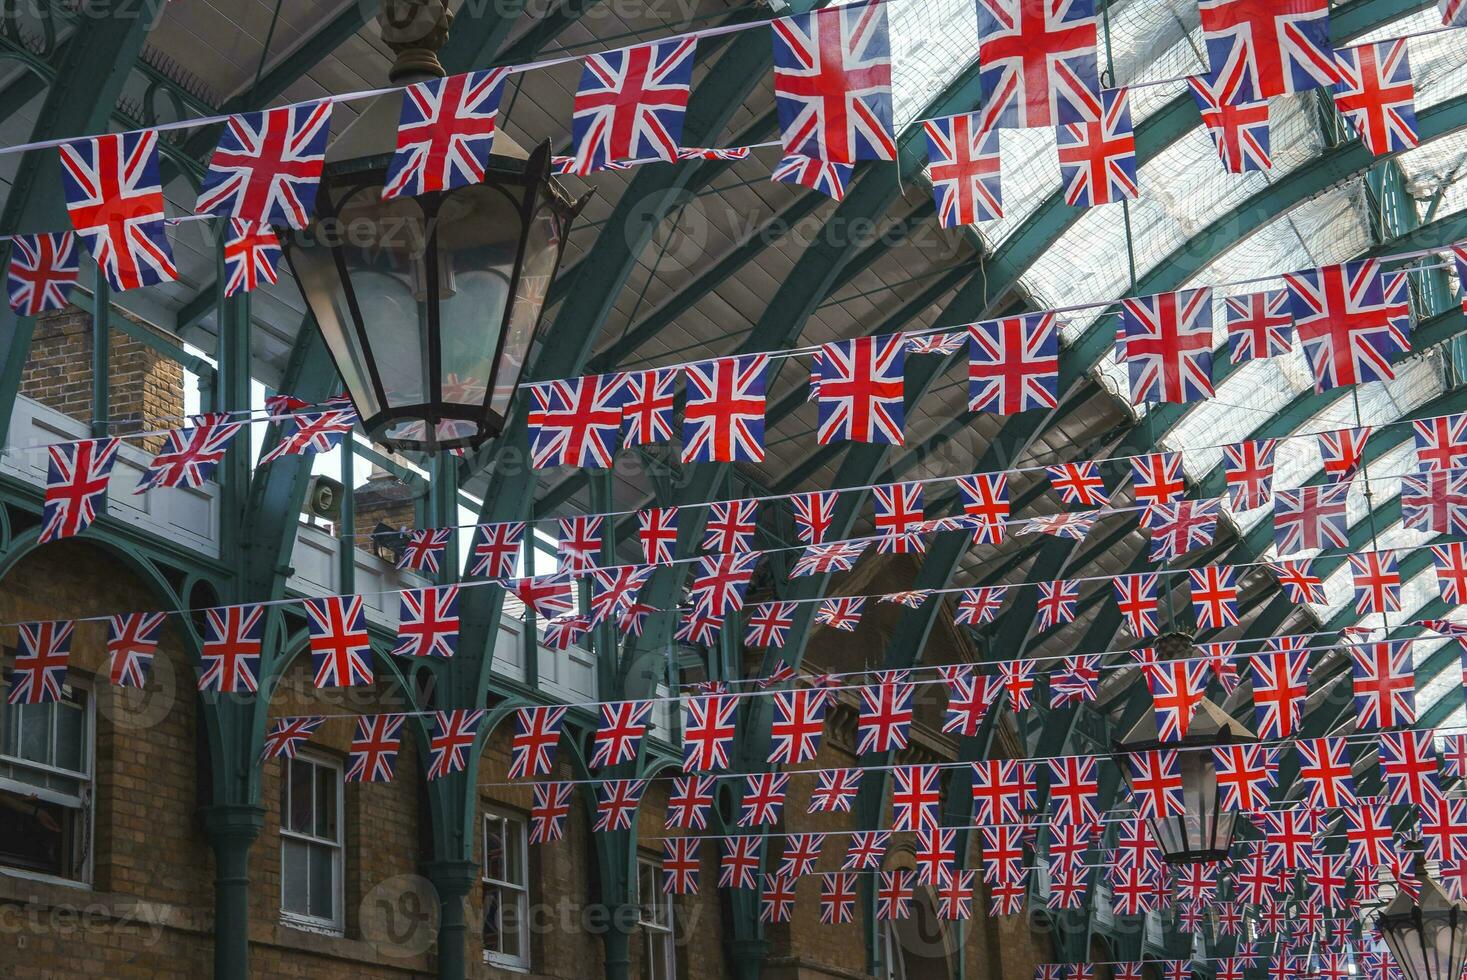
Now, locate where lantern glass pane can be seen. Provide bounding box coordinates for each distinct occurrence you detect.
[491,207,561,419]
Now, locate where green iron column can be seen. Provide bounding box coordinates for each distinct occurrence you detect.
[199,802,266,980]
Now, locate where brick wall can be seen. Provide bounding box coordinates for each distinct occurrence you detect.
[18,305,186,453]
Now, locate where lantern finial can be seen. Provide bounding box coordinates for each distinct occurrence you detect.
[380,0,453,83]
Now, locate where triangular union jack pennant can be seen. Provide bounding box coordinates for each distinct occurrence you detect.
[703,499,758,554]
[809,768,862,813]
[136,418,244,494]
[591,700,653,768]
[1273,483,1350,554]
[1319,426,1373,483]
[1415,411,1467,471]
[771,154,852,200]
[1297,736,1355,808]
[346,714,404,783]
[1224,290,1293,362]
[683,355,768,463]
[1188,565,1240,630]
[1197,0,1338,101]
[196,102,332,228]
[383,68,510,198]
[509,706,567,779]
[261,717,324,761]
[198,604,264,694]
[924,110,1002,225]
[466,522,524,579]
[770,3,896,163]
[1141,500,1218,562]
[8,621,73,704]
[59,131,178,290]
[967,313,1061,415]
[1433,542,1467,603]
[7,232,79,314]
[1223,437,1277,511]
[620,367,677,447]
[1125,749,1184,820]
[956,472,1010,543]
[594,778,648,832]
[1035,579,1080,630]
[1249,644,1309,738]
[304,595,374,688]
[815,333,905,445]
[1402,470,1467,535]
[222,220,281,297]
[1050,654,1100,706]
[529,782,574,842]
[1348,552,1401,614]
[1118,287,1215,404]
[570,37,697,173]
[667,775,715,830]
[528,375,629,469]
[1130,451,1185,506]
[1380,729,1441,806]
[1351,640,1415,730]
[789,490,839,545]
[397,527,452,573]
[954,586,1007,626]
[974,0,1100,128]
[1333,40,1420,155]
[1187,72,1271,173]
[1269,558,1326,604]
[873,481,924,554]
[1046,461,1108,506]
[427,709,486,780]
[1143,659,1211,742]
[1286,258,1409,392]
[682,694,737,771]
[258,410,357,464]
[1212,743,1277,812]
[105,611,166,687]
[1056,86,1138,207]
[41,437,120,543]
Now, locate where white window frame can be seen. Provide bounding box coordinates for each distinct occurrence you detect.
[481,807,530,970]
[278,751,345,935]
[636,854,676,980]
[0,678,94,887]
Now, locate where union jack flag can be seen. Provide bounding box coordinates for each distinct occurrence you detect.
[1187,72,1272,173]
[1379,729,1441,806]
[528,375,628,469]
[788,490,839,545]
[1433,542,1467,603]
[222,220,281,296]
[1213,743,1277,811]
[551,154,629,174]
[1142,499,1219,562]
[305,595,375,689]
[876,869,913,919]
[682,694,736,771]
[1130,452,1185,506]
[1402,470,1467,535]
[771,4,896,163]
[1197,0,1338,101]
[199,604,264,693]
[790,540,866,577]
[771,154,852,200]
[662,837,700,895]
[466,522,524,579]
[1189,565,1240,630]
[819,871,858,924]
[703,498,758,554]
[810,768,862,812]
[510,573,574,619]
[1223,437,1278,510]
[530,783,574,842]
[677,146,750,161]
[1056,87,1138,206]
[570,38,697,173]
[980,824,1026,882]
[954,586,1008,626]
[941,869,978,919]
[1201,640,1241,693]
[759,874,796,921]
[855,680,912,754]
[1119,287,1215,404]
[815,597,864,631]
[1249,646,1309,738]
[8,621,72,704]
[1297,736,1355,809]
[105,611,165,688]
[971,759,1036,825]
[1319,426,1373,483]
[968,313,1060,414]
[621,367,677,447]
[429,712,491,783]
[975,0,1101,129]
[1415,412,1467,471]
[1047,461,1108,507]
[997,659,1038,712]
[636,507,678,565]
[1125,749,1184,820]
[1286,259,1409,392]
[1035,579,1079,630]
[59,131,177,290]
[1224,290,1293,362]
[690,551,759,617]
[957,472,1011,543]
[509,705,566,779]
[594,778,648,831]
[346,714,404,783]
[41,437,120,543]
[591,700,653,768]
[667,775,714,829]
[1349,552,1401,614]
[892,765,941,833]
[815,333,905,445]
[683,355,768,463]
[775,833,822,879]
[744,601,796,648]
[1333,40,1419,155]
[1050,654,1100,706]
[1444,0,1467,26]
[258,410,356,464]
[558,514,603,573]
[135,419,243,494]
[261,717,324,761]
[739,772,789,827]
[383,69,509,198]
[196,102,332,228]
[1145,659,1211,742]
[914,827,956,885]
[942,671,994,736]
[1047,755,1099,824]
[588,565,654,627]
[768,688,828,764]
[906,331,967,357]
[1420,795,1467,864]
[547,611,591,649]
[882,589,934,608]
[1351,641,1415,729]
[924,111,1002,225]
[6,232,78,314]
[1273,483,1350,553]
[397,527,451,574]
[872,481,924,554]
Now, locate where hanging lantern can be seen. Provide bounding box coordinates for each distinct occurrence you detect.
[280,2,585,452]
[1377,869,1467,980]
[1114,631,1256,864]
